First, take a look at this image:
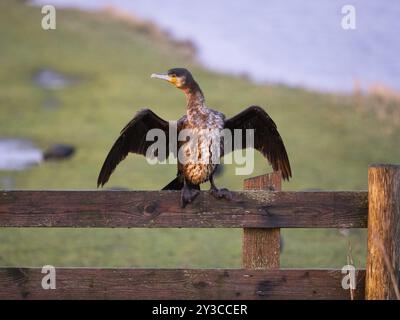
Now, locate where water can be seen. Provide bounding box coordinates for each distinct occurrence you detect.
[0,139,43,170]
[31,0,400,93]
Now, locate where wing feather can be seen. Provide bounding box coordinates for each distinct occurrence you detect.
[97,109,170,187]
[224,105,292,180]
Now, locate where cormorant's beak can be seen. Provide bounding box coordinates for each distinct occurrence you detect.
[151,73,171,82]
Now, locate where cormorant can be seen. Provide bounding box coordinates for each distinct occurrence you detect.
[97,68,291,207]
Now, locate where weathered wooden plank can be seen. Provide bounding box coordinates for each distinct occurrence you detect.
[0,268,365,300]
[244,173,282,192]
[243,173,281,269]
[0,190,368,228]
[243,228,281,268]
[366,164,400,299]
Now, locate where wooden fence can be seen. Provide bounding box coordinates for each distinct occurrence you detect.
[0,164,398,299]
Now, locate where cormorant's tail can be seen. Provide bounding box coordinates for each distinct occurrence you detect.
[162,176,200,190]
[162,177,184,190]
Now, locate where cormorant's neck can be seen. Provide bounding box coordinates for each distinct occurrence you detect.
[184,81,207,121]
[184,81,204,104]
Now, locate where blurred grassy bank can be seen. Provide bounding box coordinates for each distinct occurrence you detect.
[1,1,399,268]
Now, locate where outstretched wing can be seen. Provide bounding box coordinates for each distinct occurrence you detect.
[223,105,292,180]
[97,109,171,187]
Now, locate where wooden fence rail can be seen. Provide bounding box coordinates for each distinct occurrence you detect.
[0,164,398,300]
[0,191,367,228]
[0,268,365,300]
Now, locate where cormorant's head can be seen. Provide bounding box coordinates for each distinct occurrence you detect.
[151,68,197,91]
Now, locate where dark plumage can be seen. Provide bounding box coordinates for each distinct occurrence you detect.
[98,68,291,207]
[97,109,170,187]
[223,106,291,180]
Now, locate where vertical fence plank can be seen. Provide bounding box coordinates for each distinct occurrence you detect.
[366,164,400,300]
[242,172,281,269]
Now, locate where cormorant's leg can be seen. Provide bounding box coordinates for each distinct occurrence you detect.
[181,179,200,208]
[209,174,232,200]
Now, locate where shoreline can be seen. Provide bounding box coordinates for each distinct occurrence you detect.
[30,0,400,94]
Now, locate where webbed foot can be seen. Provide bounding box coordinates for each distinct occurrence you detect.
[210,187,233,200]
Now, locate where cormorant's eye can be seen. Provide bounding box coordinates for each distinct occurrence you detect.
[168,74,178,84]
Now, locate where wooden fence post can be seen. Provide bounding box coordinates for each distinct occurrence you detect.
[366,164,400,299]
[242,172,281,269]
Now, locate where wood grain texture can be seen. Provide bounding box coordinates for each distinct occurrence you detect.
[243,228,280,268]
[0,268,365,300]
[0,190,368,228]
[243,173,282,191]
[366,164,400,300]
[243,172,281,269]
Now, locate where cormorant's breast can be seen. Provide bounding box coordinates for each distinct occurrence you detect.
[179,108,225,185]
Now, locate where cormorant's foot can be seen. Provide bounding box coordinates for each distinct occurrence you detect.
[210,187,233,201]
[180,188,200,208]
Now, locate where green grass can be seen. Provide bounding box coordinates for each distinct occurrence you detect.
[1,1,399,268]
